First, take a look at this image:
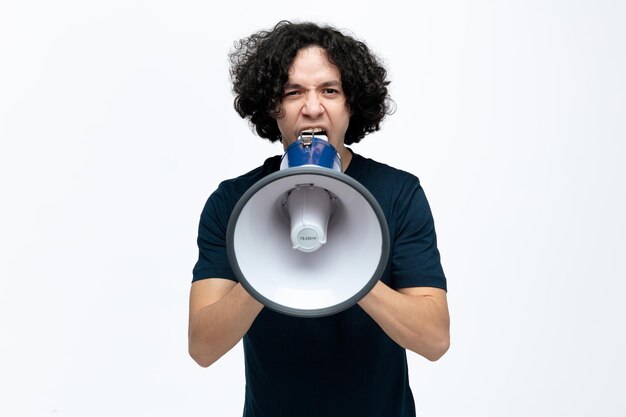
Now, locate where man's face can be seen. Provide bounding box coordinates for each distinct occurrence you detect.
[275,46,351,160]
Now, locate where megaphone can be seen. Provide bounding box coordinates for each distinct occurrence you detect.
[227,133,389,317]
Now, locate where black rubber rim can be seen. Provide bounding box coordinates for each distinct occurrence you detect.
[226,166,390,318]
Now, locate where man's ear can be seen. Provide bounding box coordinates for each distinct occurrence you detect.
[271,106,284,120]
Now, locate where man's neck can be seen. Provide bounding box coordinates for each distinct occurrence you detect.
[339,146,352,172]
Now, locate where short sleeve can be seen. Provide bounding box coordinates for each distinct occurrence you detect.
[191,156,282,283]
[390,176,447,291]
[192,184,239,283]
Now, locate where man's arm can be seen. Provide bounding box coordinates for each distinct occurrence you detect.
[357,282,450,361]
[188,278,264,367]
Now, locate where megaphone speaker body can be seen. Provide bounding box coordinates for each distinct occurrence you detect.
[227,165,390,318]
[285,185,333,252]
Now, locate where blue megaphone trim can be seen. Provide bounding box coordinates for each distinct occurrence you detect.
[282,137,342,171]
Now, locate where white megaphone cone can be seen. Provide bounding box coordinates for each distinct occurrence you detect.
[227,132,390,317]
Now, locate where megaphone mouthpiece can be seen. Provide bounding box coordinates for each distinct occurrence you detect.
[281,137,341,172]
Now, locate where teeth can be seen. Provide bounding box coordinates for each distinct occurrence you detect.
[300,128,327,137]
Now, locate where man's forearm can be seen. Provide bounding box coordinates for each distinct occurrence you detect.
[188,283,263,367]
[358,281,450,361]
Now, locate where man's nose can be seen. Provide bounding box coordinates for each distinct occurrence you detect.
[302,94,324,117]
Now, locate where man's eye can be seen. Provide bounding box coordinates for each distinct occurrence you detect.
[323,89,338,94]
[284,91,299,96]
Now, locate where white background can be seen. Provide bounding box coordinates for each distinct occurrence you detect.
[1,1,625,416]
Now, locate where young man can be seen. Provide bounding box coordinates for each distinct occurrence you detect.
[189,21,450,417]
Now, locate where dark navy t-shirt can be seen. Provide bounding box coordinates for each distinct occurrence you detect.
[193,151,446,417]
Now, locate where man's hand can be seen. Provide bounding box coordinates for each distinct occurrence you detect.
[188,279,263,367]
[358,282,450,361]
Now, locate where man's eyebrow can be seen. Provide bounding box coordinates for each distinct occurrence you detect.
[283,80,343,89]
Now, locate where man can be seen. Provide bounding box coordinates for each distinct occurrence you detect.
[189,21,450,417]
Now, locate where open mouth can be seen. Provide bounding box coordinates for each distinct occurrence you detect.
[299,128,328,141]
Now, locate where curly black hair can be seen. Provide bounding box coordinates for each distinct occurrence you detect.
[229,20,393,145]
